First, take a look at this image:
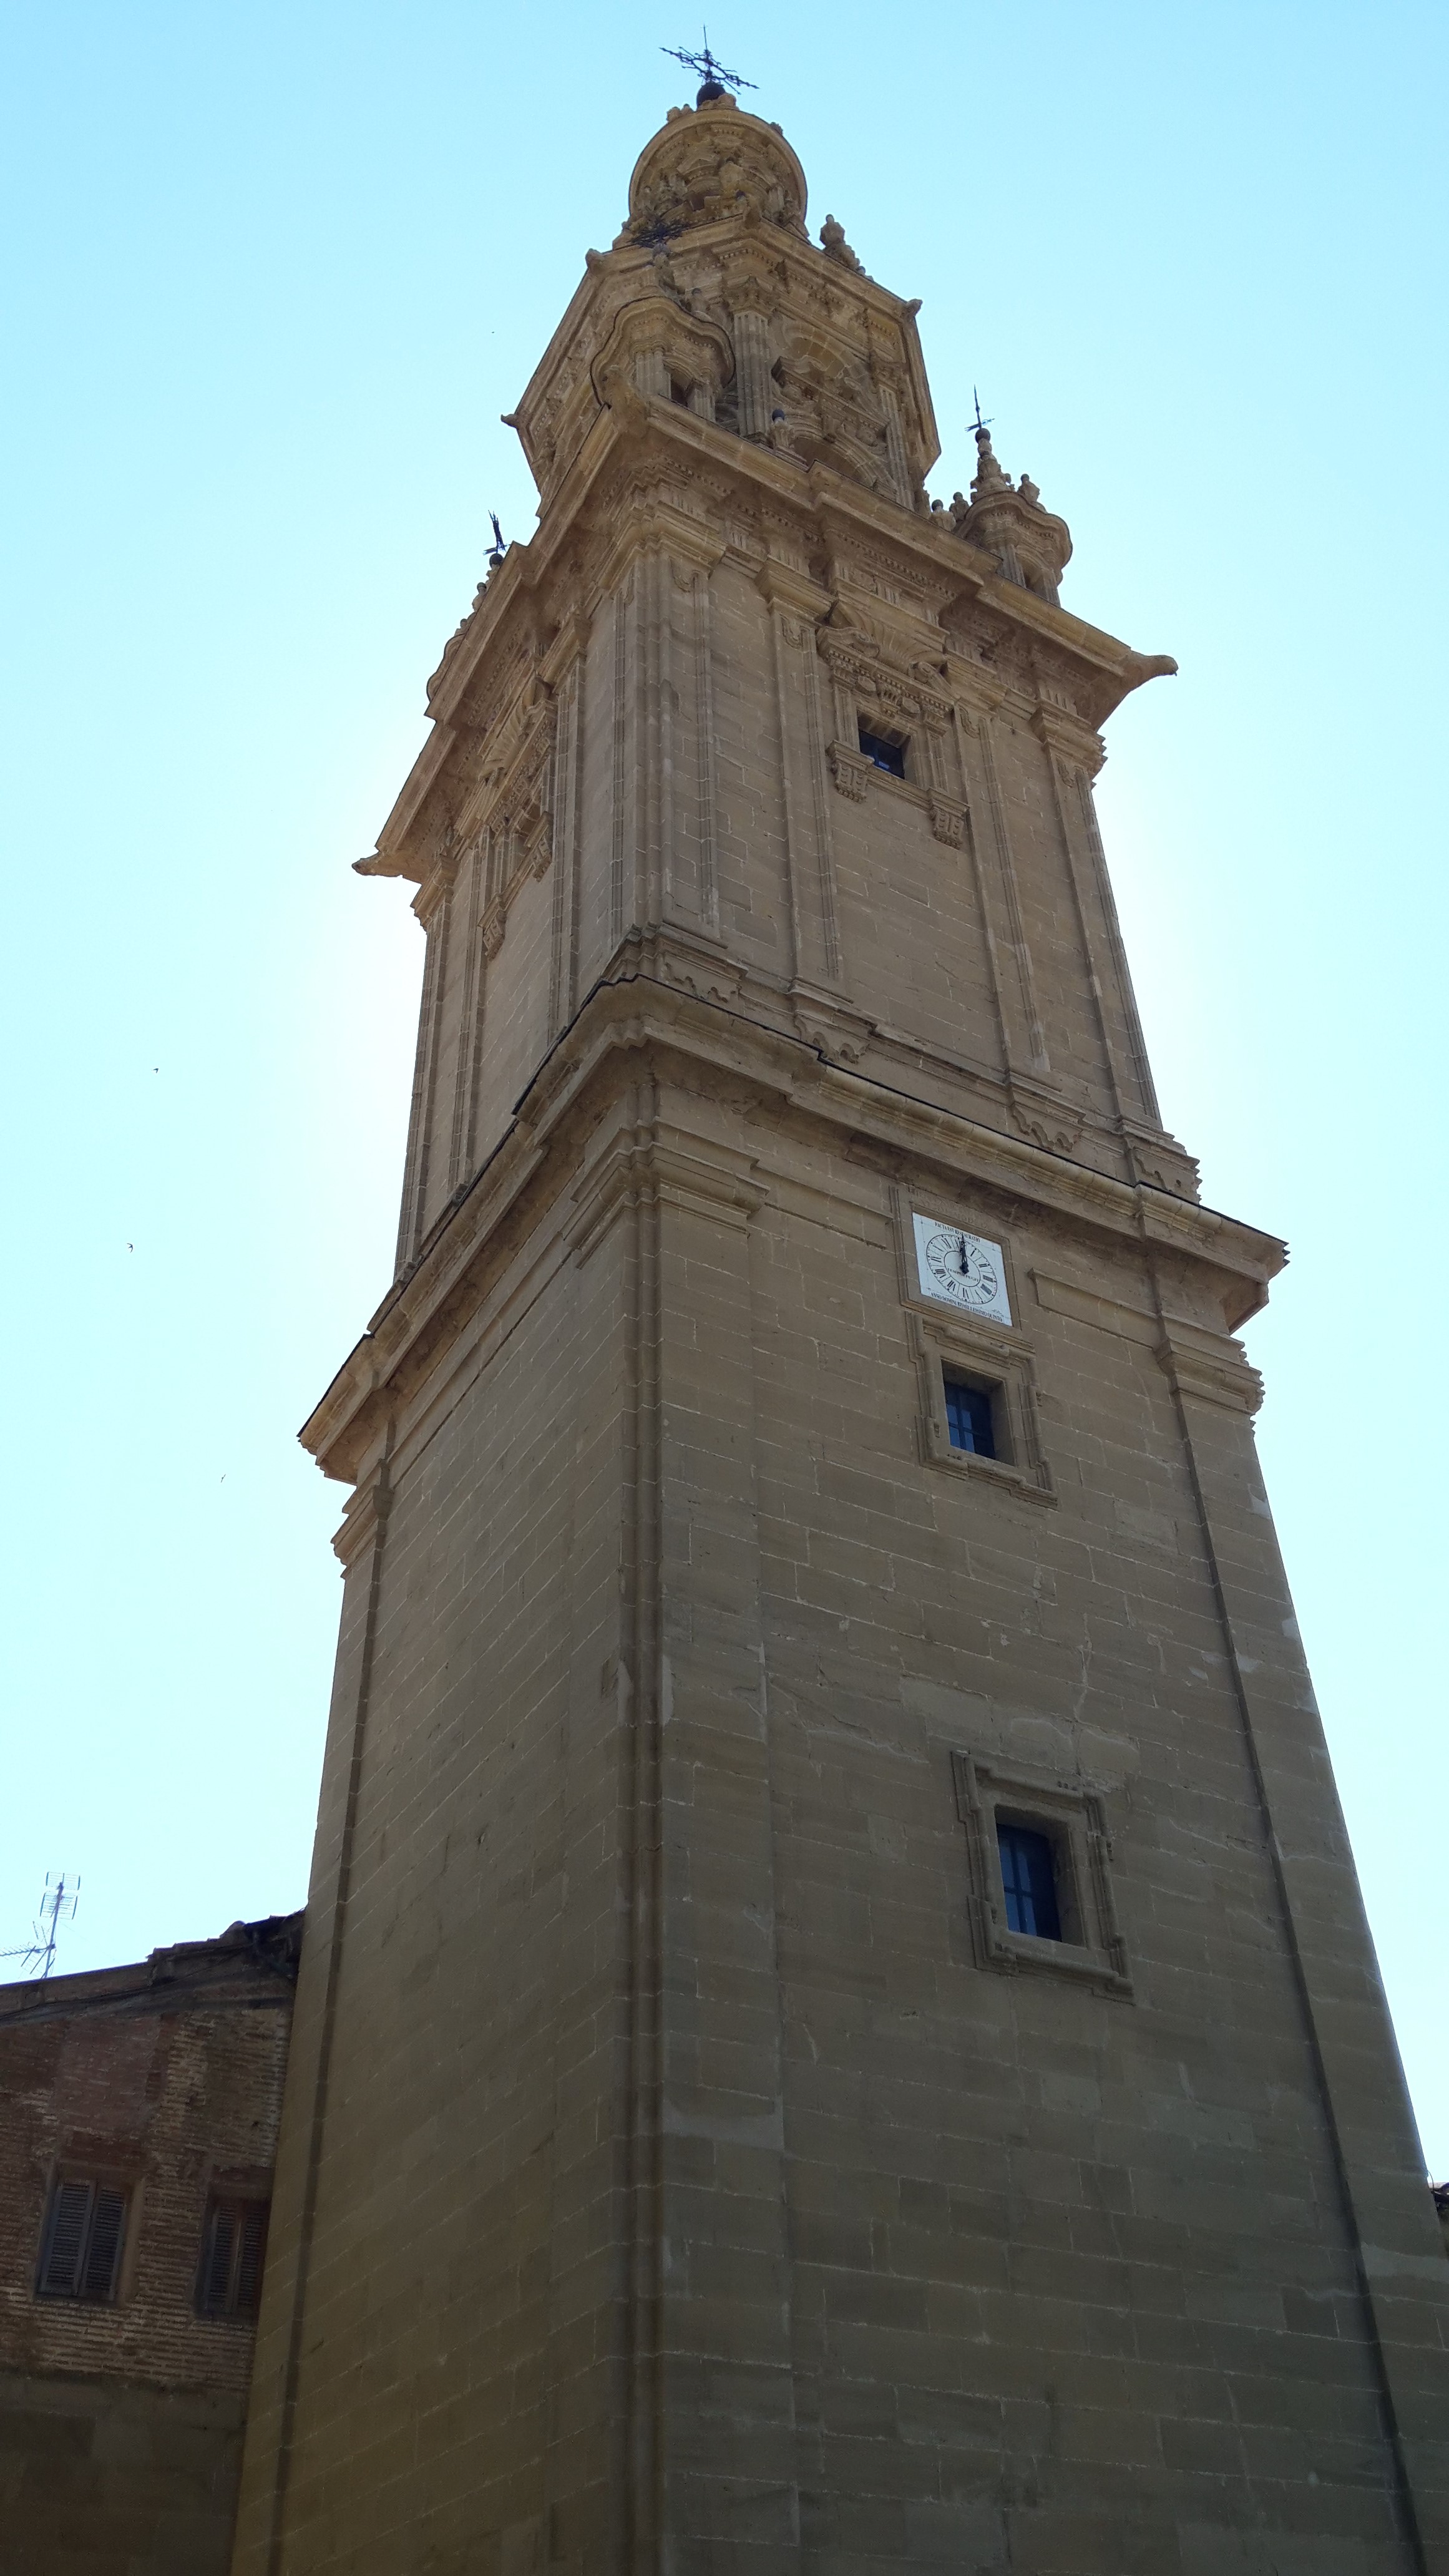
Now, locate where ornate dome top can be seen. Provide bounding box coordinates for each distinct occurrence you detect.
[620,94,809,248]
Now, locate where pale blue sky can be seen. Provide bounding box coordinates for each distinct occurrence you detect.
[3,2,1445,2169]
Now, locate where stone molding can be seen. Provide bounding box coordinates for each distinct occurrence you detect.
[952,1750,1134,1999]
[907,1308,1056,1507]
[298,974,1284,1487]
[371,391,1177,887]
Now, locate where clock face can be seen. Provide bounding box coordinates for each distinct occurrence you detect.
[912,1214,1012,1325]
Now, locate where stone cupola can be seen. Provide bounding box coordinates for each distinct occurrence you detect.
[504,89,939,514]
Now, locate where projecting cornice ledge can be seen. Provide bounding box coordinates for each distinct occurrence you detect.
[355,403,1178,883]
[298,972,1284,1488]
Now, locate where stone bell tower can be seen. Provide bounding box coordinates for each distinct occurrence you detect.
[232,81,1449,2576]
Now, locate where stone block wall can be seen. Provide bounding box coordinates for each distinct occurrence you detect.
[233,1058,1449,2575]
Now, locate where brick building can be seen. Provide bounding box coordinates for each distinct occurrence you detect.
[0,1913,300,2575]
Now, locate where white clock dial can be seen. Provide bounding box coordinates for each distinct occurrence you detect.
[911,1214,1012,1325]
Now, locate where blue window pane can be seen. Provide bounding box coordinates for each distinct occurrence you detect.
[858,724,906,778]
[997,1824,1062,1941]
[944,1377,995,1458]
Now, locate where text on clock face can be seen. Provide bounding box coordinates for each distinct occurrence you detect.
[910,1214,1012,1325]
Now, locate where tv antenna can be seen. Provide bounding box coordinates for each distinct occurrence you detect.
[662,31,757,100]
[2,1873,81,1981]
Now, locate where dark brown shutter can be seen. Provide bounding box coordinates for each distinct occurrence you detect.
[199,2204,236,2313]
[80,2187,127,2301]
[37,2179,93,2296]
[235,2204,268,2315]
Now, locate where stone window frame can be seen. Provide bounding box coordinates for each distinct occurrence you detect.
[908,1307,1055,1506]
[817,634,966,847]
[952,1749,1134,2000]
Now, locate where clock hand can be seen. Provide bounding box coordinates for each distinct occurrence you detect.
[958,1237,970,1275]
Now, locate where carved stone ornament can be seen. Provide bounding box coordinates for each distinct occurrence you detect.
[766,323,894,492]
[620,97,809,248]
[827,743,871,801]
[590,295,735,417]
[1129,1137,1202,1199]
[949,424,1073,605]
[928,794,966,849]
[817,632,953,731]
[1008,1087,1085,1155]
[794,1005,872,1063]
[467,700,558,959]
[658,948,746,1007]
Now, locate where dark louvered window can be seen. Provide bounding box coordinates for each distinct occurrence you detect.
[197,2196,269,2318]
[36,2177,129,2303]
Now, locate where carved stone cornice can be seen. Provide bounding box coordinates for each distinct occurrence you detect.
[363,393,1178,889]
[754,557,832,622]
[299,973,1284,1487]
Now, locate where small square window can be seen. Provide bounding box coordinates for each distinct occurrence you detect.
[36,2177,129,2304]
[857,722,907,778]
[907,1302,1053,1503]
[953,1751,1133,1998]
[997,1822,1062,1940]
[944,1373,997,1458]
[197,2195,270,2318]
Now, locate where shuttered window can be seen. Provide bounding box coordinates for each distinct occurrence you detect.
[36,2177,129,2302]
[197,2196,269,2317]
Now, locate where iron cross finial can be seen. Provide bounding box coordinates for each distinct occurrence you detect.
[662,29,758,100]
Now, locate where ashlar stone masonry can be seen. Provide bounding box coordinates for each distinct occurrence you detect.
[230,82,1449,2576]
